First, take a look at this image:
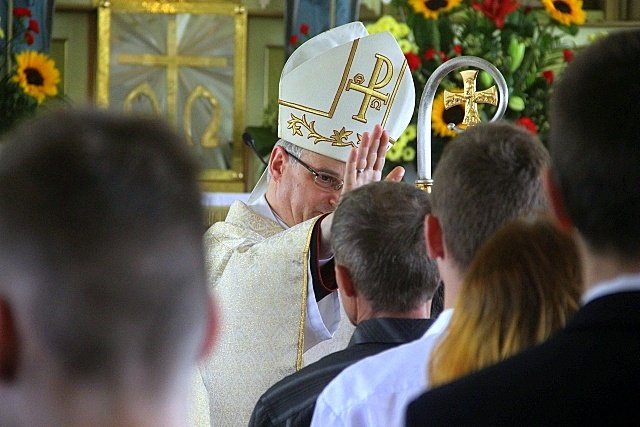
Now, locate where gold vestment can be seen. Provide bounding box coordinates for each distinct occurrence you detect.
[198,201,353,425]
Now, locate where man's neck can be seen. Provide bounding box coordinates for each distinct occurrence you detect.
[437,258,465,310]
[371,302,431,321]
[582,249,640,293]
[20,376,189,427]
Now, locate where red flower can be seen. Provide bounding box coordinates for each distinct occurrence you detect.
[516,117,537,135]
[289,34,299,46]
[542,70,554,84]
[25,32,34,45]
[563,49,574,62]
[424,48,436,61]
[405,52,421,71]
[13,7,32,17]
[29,19,40,34]
[472,0,520,29]
[453,45,463,54]
[299,23,309,35]
[438,51,449,62]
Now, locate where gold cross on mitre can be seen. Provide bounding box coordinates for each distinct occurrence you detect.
[443,70,498,126]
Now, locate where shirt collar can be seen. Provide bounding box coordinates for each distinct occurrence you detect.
[348,317,435,347]
[582,273,640,305]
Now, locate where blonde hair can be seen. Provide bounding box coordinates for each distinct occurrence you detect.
[428,217,582,387]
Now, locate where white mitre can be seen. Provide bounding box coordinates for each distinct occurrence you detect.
[249,21,415,201]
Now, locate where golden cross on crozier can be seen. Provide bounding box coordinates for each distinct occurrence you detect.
[444,69,498,126]
[117,15,228,147]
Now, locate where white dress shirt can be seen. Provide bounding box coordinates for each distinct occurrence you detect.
[311,309,453,427]
[248,194,340,351]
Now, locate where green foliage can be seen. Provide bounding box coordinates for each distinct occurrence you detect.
[368,0,585,172]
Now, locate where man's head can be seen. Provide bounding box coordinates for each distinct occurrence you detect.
[266,139,344,225]
[331,181,439,322]
[547,30,640,259]
[0,109,217,424]
[429,121,549,273]
[257,21,415,225]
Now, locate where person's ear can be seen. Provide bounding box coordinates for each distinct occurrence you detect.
[0,298,18,382]
[542,168,574,231]
[425,214,445,260]
[268,146,289,182]
[198,295,220,362]
[335,264,356,297]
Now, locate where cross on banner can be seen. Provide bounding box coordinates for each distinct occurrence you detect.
[117,16,228,136]
[444,69,498,126]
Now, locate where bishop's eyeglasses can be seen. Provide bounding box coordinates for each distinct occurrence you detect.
[284,150,344,192]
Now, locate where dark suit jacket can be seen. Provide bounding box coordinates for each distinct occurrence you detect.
[406,290,640,426]
[249,317,435,427]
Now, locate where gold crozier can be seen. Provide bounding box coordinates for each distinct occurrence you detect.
[444,70,498,126]
[346,54,393,123]
[117,16,227,147]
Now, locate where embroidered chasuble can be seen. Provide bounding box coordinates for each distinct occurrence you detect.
[198,200,353,425]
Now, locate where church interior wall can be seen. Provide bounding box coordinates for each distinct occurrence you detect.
[50,0,640,193]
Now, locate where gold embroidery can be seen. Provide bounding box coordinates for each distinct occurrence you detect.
[123,81,160,114]
[287,114,357,148]
[183,84,221,148]
[278,38,361,118]
[346,53,393,123]
[381,59,408,128]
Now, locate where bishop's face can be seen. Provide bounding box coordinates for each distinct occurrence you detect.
[277,149,344,226]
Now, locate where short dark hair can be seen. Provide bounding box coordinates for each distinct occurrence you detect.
[550,30,640,257]
[0,109,208,388]
[331,181,439,313]
[431,121,549,270]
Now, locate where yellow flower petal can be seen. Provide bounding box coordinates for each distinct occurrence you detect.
[13,51,61,104]
[408,0,462,20]
[541,0,586,26]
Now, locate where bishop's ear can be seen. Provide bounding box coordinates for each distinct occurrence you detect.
[268,146,289,182]
[0,298,19,382]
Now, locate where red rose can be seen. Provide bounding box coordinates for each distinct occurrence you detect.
[13,7,32,17]
[542,70,554,84]
[405,52,421,71]
[289,34,299,46]
[453,45,462,54]
[439,51,449,62]
[563,49,574,62]
[29,19,40,33]
[299,23,309,35]
[424,48,436,61]
[472,0,520,30]
[516,117,537,135]
[25,32,34,45]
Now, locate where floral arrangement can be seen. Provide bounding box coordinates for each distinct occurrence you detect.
[367,0,586,172]
[1,6,61,135]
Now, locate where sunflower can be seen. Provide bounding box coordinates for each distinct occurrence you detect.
[408,0,462,20]
[12,51,60,104]
[432,91,465,138]
[541,0,586,26]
